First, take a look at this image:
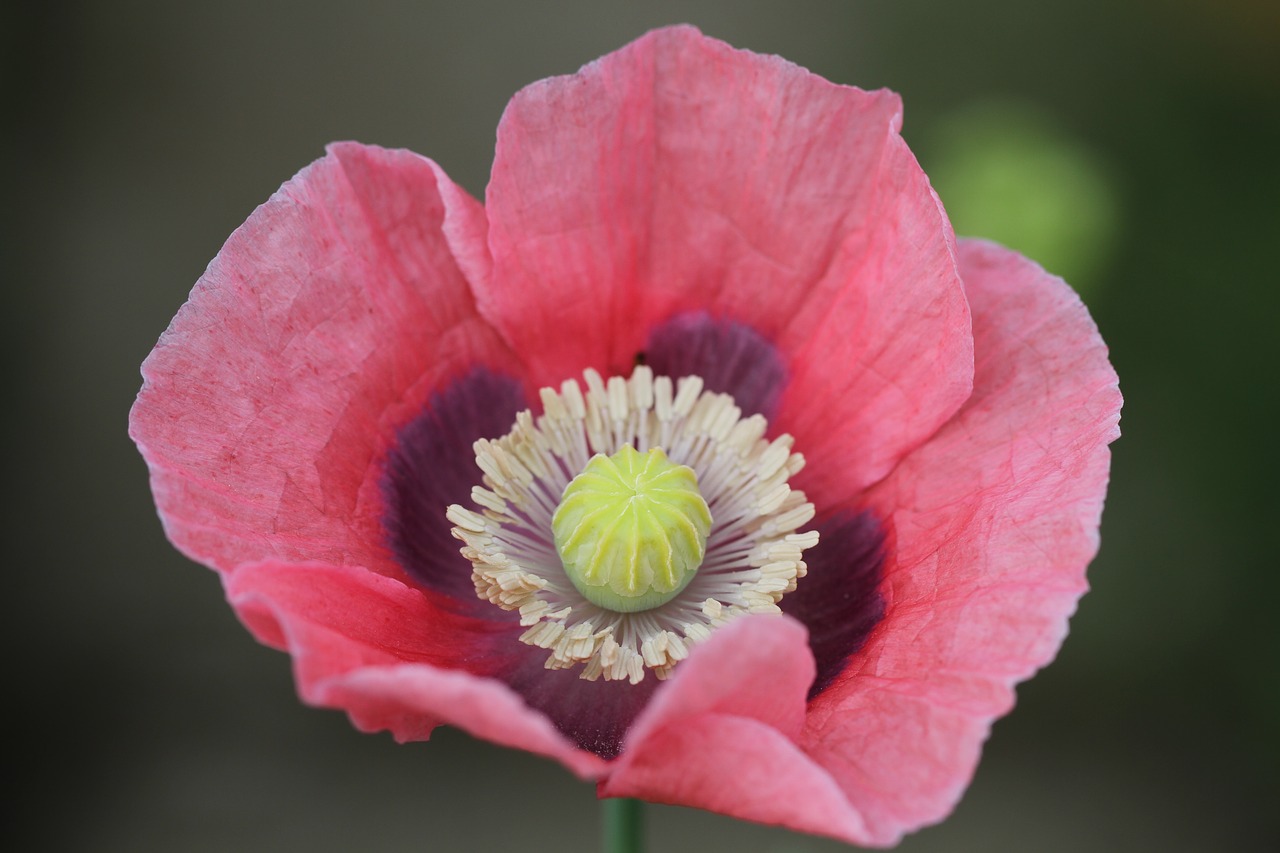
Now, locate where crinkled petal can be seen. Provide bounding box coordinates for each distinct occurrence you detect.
[130,142,515,578]
[481,25,972,496]
[799,239,1122,845]
[602,616,868,843]
[224,560,604,777]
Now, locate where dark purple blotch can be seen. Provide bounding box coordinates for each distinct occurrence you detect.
[645,312,788,419]
[503,661,659,760]
[781,512,887,698]
[381,368,527,614]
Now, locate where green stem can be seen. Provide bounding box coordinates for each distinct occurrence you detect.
[602,797,644,853]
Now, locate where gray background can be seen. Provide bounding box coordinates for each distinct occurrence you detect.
[8,1,1277,850]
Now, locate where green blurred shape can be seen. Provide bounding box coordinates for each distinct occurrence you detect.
[925,101,1121,298]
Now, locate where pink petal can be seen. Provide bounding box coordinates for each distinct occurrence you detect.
[224,560,604,777]
[620,616,814,745]
[225,560,502,684]
[129,143,515,578]
[605,715,870,843]
[800,239,1122,845]
[481,25,972,496]
[602,616,869,844]
[319,668,606,779]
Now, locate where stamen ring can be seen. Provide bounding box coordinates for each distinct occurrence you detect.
[447,365,817,684]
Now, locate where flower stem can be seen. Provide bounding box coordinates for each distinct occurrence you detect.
[602,797,644,853]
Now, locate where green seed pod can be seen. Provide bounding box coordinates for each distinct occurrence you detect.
[552,445,712,613]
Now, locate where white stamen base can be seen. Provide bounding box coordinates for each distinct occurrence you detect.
[447,366,818,684]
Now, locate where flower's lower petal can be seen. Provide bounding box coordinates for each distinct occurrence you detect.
[482,26,972,496]
[603,616,881,842]
[225,560,508,685]
[318,667,607,779]
[619,616,814,746]
[799,239,1122,845]
[603,715,872,845]
[224,559,606,776]
[130,142,515,579]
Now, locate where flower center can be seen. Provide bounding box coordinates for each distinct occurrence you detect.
[553,445,711,613]
[446,366,818,683]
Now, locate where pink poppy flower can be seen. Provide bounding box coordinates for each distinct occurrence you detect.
[130,25,1121,847]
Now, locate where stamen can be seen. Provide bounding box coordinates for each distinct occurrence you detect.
[447,366,818,683]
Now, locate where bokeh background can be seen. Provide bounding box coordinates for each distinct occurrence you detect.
[8,1,1278,850]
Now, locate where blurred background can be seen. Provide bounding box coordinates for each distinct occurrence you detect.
[7,1,1277,850]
